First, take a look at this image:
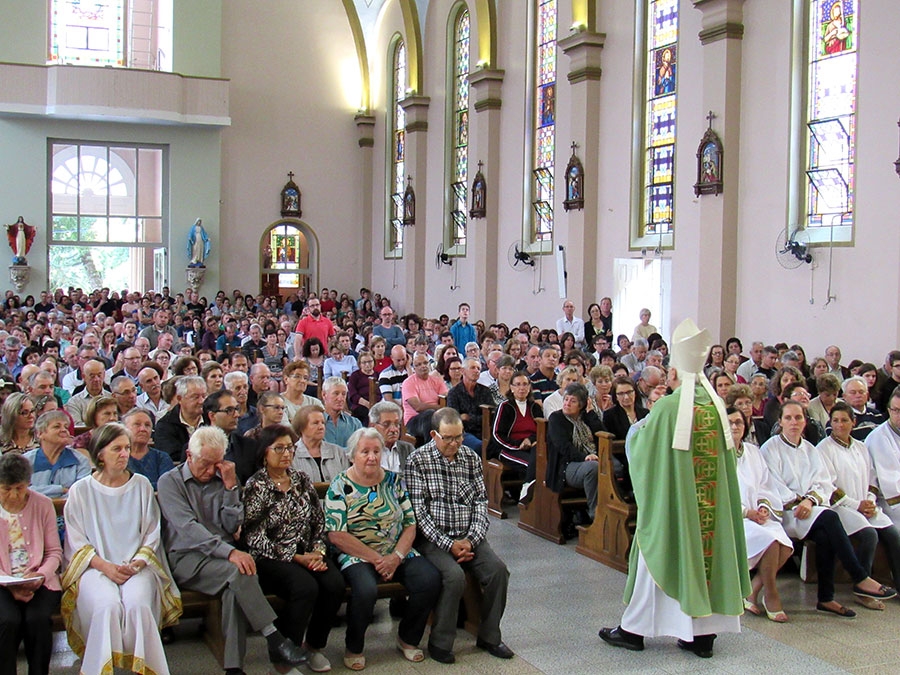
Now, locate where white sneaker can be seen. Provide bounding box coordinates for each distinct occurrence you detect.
[307,651,332,672]
[519,480,536,505]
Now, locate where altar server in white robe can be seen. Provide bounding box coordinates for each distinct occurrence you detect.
[62,423,182,675]
[818,402,900,609]
[728,408,792,622]
[761,401,895,618]
[866,386,900,528]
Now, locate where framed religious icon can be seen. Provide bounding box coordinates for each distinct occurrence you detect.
[694,113,724,197]
[280,172,302,217]
[469,161,486,219]
[563,143,584,212]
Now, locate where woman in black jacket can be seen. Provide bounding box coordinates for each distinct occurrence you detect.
[546,383,605,521]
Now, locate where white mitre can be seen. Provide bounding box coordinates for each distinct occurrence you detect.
[670,318,734,452]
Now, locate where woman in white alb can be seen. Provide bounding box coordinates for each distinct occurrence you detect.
[727,408,793,622]
[62,423,182,675]
[817,402,900,610]
[761,401,895,618]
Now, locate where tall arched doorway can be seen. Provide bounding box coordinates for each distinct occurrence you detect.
[259,219,318,300]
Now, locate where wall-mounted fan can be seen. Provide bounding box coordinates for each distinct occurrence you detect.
[434,243,452,269]
[775,227,812,269]
[507,240,535,271]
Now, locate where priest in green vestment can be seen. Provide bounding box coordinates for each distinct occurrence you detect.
[599,318,750,659]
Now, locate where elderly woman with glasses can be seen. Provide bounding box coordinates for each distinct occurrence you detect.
[325,428,440,671]
[281,361,323,426]
[0,392,39,455]
[242,424,345,674]
[0,453,63,675]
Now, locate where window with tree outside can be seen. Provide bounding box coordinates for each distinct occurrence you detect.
[49,141,166,291]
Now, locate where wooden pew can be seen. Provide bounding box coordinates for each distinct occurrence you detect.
[517,418,586,544]
[575,431,636,572]
[479,404,524,520]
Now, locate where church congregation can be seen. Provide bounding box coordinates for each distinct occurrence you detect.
[2,284,900,674]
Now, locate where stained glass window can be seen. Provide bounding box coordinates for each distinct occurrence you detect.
[49,0,125,66]
[531,0,557,243]
[805,0,858,231]
[387,40,407,257]
[639,0,678,238]
[447,9,470,252]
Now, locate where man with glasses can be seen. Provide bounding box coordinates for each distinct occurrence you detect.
[155,375,207,462]
[406,407,514,665]
[110,375,138,417]
[368,400,414,476]
[867,386,900,528]
[107,346,143,385]
[203,389,257,485]
[293,298,335,358]
[373,307,405,349]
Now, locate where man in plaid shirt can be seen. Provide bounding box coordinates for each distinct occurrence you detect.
[405,407,514,664]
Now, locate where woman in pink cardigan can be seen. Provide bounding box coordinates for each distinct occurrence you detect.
[0,452,62,675]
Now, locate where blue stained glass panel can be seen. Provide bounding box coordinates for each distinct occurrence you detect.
[649,98,676,146]
[651,0,678,49]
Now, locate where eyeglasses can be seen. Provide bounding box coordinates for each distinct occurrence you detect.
[215,406,241,415]
[18,408,35,416]
[269,445,295,454]
[262,404,287,412]
[889,407,900,414]
[435,431,465,445]
[375,421,401,429]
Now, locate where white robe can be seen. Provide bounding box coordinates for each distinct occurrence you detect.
[760,434,834,539]
[818,435,893,534]
[735,442,792,565]
[63,474,180,675]
[865,421,900,528]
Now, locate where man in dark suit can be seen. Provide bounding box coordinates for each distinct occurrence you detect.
[154,375,206,462]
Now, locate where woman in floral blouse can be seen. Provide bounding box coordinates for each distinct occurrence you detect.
[242,424,345,673]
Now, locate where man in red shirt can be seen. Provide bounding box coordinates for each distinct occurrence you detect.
[292,298,335,358]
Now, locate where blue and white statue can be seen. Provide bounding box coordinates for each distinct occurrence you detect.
[187,218,211,267]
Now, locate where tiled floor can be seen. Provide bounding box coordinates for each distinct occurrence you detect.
[33,510,900,674]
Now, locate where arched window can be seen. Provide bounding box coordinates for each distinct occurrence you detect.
[49,141,166,291]
[445,6,470,255]
[529,0,557,248]
[49,0,173,71]
[386,38,407,258]
[789,0,858,243]
[633,0,678,247]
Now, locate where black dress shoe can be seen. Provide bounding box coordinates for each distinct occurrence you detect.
[268,637,309,666]
[677,633,716,658]
[428,642,456,664]
[598,626,644,651]
[476,638,515,659]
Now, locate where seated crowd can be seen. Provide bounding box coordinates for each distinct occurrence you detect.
[1,285,900,672]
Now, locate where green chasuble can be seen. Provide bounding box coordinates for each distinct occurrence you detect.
[623,384,750,618]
